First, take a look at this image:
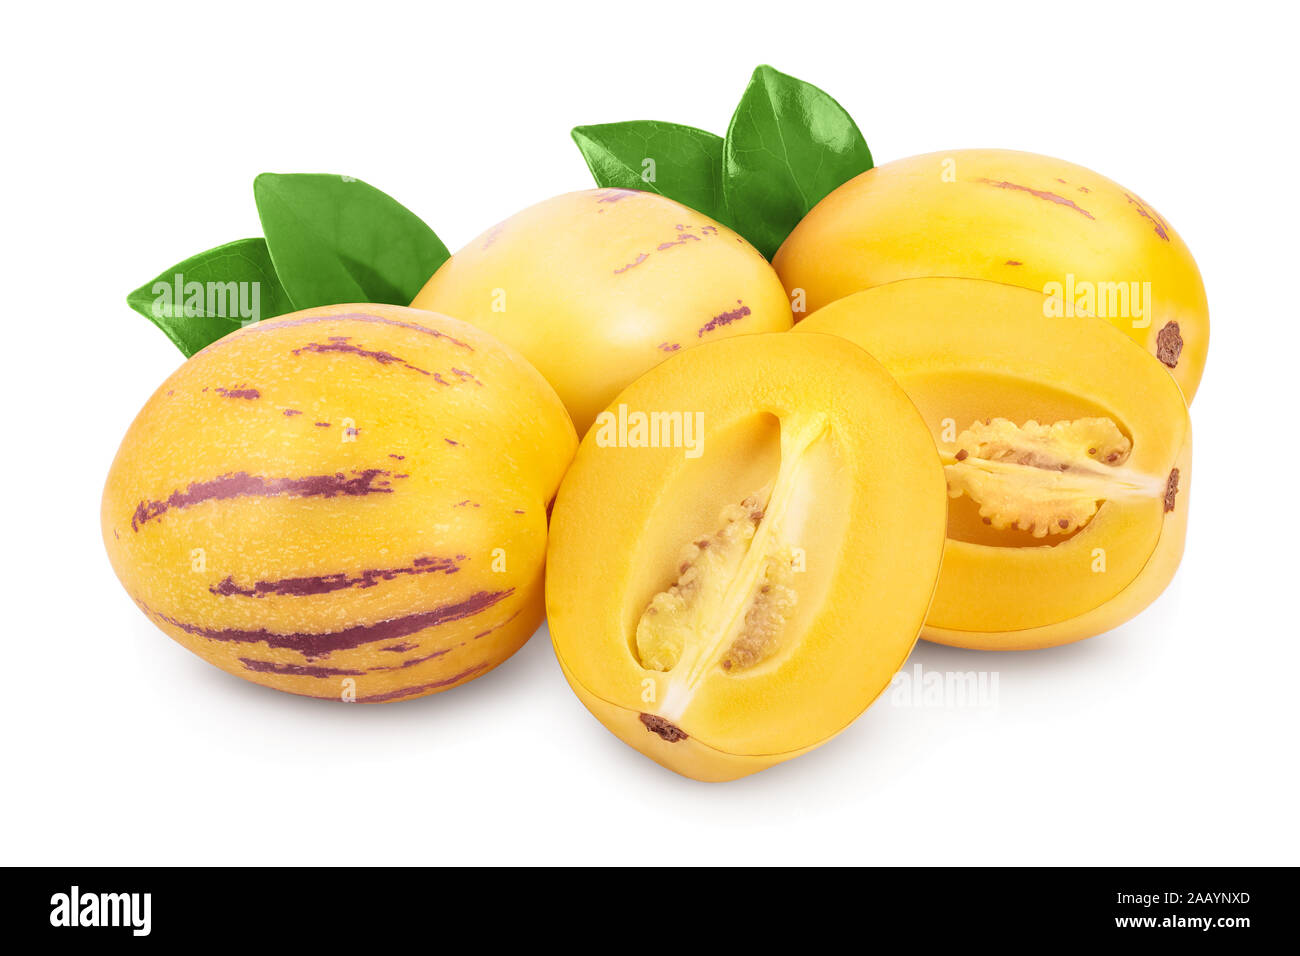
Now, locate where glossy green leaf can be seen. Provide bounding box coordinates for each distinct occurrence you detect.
[571,121,729,225]
[254,173,450,310]
[722,65,873,258]
[125,238,294,357]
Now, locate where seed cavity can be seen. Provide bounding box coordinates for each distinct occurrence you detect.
[635,417,824,721]
[945,417,1165,538]
[636,495,798,673]
[722,559,798,671]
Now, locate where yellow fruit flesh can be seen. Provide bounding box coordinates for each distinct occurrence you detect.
[798,278,1191,649]
[546,332,947,779]
[775,149,1209,402]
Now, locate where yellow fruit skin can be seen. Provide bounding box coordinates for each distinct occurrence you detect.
[546,332,947,780]
[411,188,794,434]
[775,149,1209,403]
[102,304,576,701]
[798,278,1191,651]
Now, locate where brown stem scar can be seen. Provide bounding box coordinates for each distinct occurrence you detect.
[640,713,688,742]
[1156,322,1183,368]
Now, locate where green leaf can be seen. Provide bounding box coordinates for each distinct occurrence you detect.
[722,65,873,258]
[125,238,294,357]
[253,173,450,310]
[571,121,729,225]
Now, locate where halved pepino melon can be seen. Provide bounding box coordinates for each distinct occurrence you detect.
[545,332,946,781]
[798,277,1191,650]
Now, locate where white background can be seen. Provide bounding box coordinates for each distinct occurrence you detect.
[3,1,1296,866]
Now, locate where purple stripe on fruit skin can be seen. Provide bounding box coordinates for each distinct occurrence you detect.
[283,408,302,416]
[214,387,261,400]
[199,311,475,353]
[614,253,648,274]
[293,336,431,376]
[239,658,364,678]
[242,651,453,677]
[974,178,1096,220]
[381,642,416,653]
[1124,193,1171,241]
[148,589,515,659]
[373,647,452,671]
[353,663,490,703]
[595,188,638,204]
[657,234,700,250]
[209,555,464,598]
[472,608,523,640]
[131,469,398,531]
[699,302,751,337]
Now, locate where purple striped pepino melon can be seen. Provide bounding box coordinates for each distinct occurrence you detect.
[103,304,577,702]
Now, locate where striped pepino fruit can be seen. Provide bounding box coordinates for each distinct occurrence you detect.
[102,304,577,702]
[774,149,1209,403]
